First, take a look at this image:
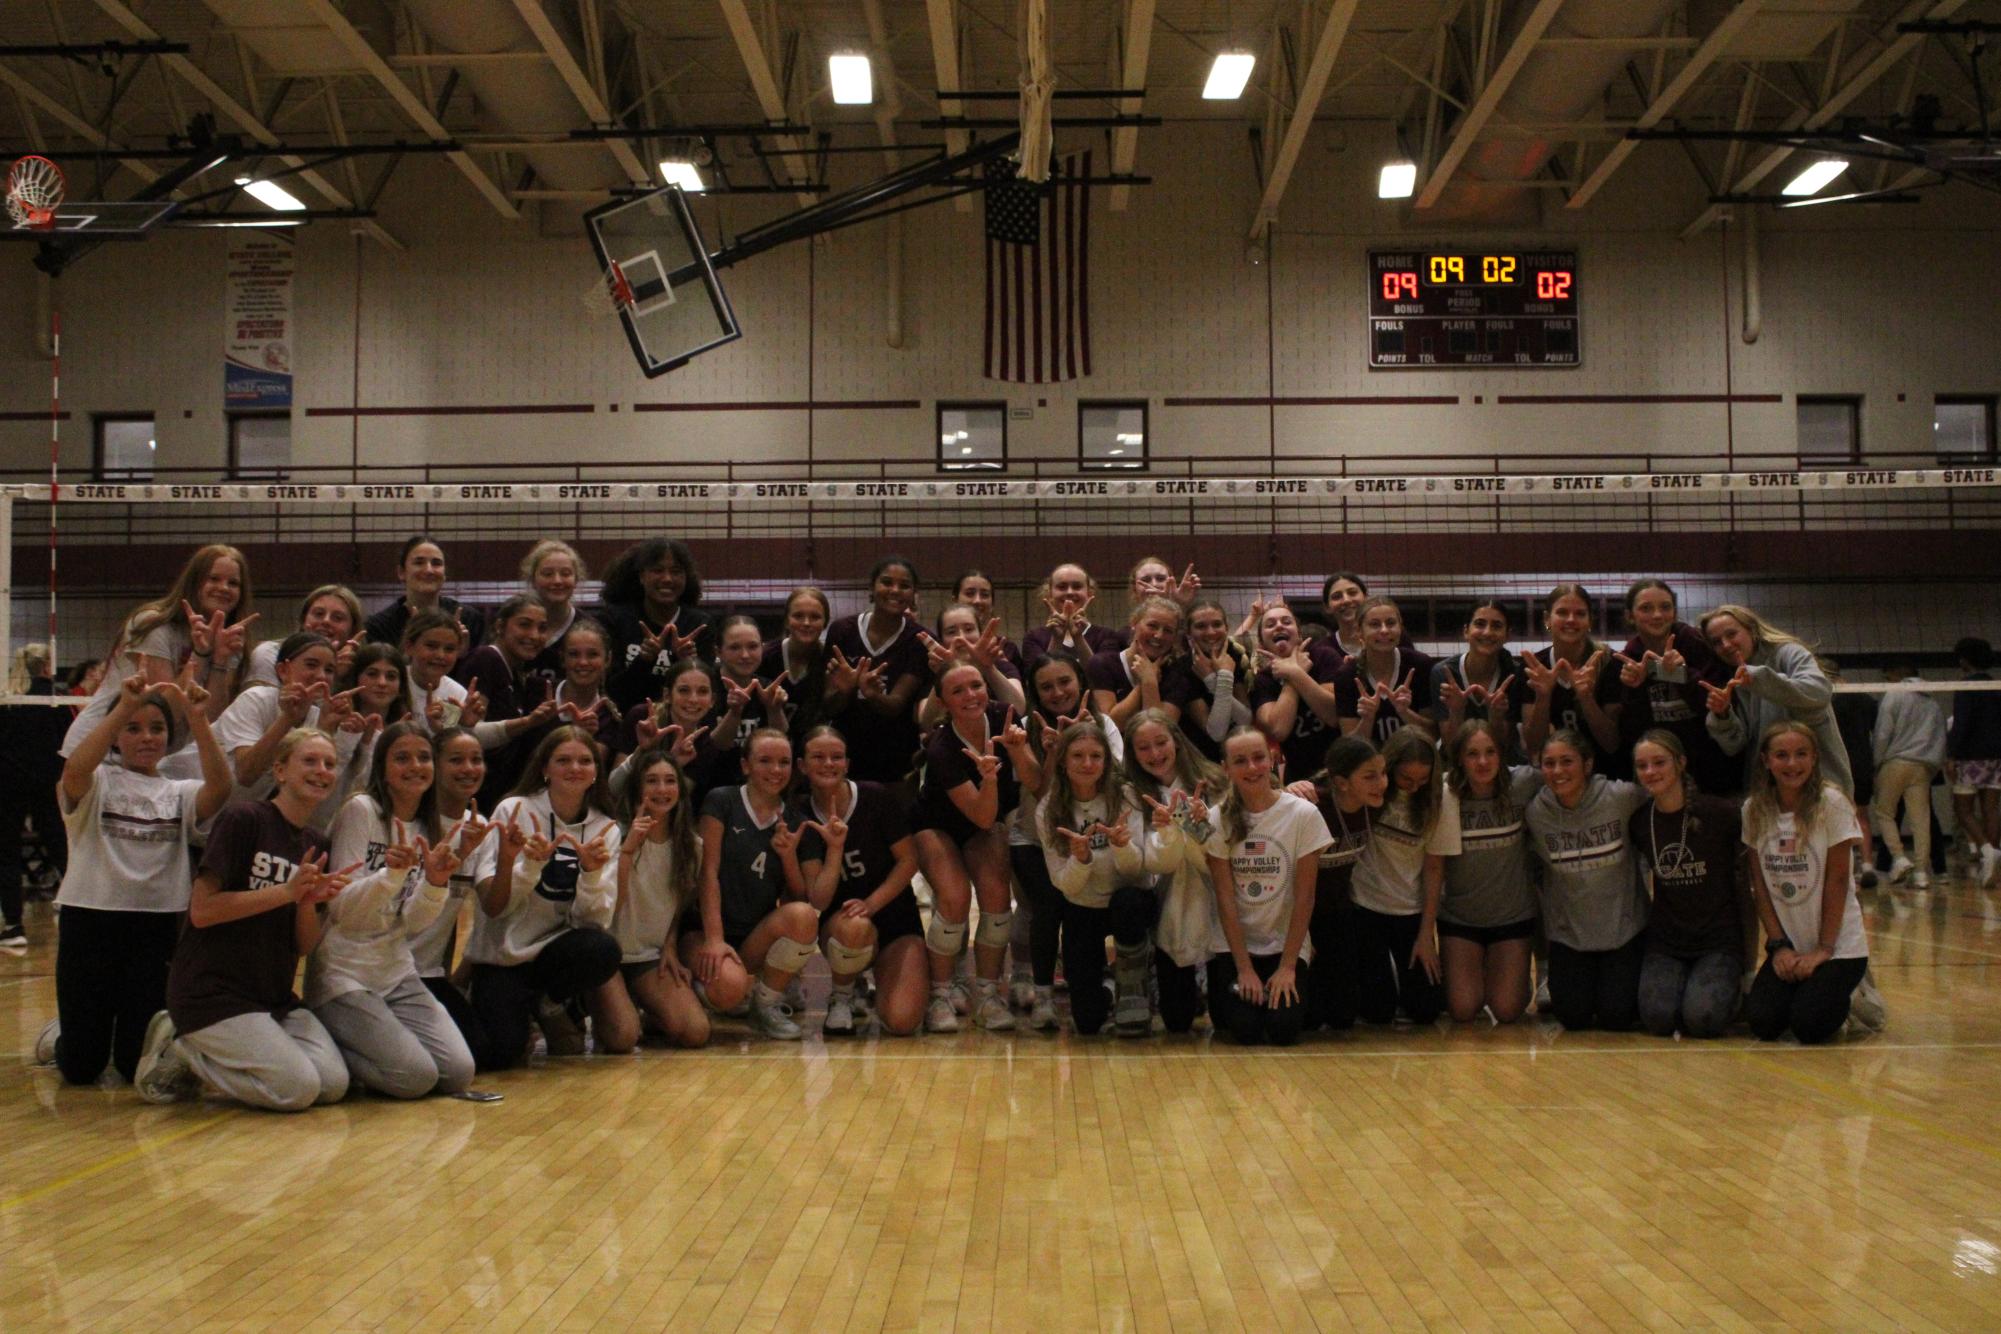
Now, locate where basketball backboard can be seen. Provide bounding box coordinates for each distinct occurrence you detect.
[583,186,740,377]
[2,199,179,237]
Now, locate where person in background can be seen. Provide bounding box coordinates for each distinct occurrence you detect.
[1946,636,2001,886]
[1870,659,1948,890]
[0,643,69,946]
[363,536,486,651]
[65,658,106,703]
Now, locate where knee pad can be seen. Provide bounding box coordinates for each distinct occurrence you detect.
[763,935,816,976]
[824,934,876,975]
[926,912,968,957]
[974,909,1014,951]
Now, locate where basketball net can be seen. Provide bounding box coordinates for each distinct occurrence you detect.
[580,260,636,318]
[6,154,64,229]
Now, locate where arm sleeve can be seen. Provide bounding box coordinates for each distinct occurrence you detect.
[1109,807,1147,879]
[1706,703,1748,756]
[1745,644,1832,712]
[571,821,622,928]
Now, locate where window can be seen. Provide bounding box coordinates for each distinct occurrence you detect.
[1934,395,1996,462]
[229,412,292,480]
[936,402,1006,472]
[1079,400,1149,471]
[1795,395,1861,464]
[93,414,156,480]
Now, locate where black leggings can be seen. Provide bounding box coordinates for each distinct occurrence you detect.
[1546,936,1645,1031]
[1307,893,1358,1031]
[1207,953,1310,1047]
[1353,906,1444,1025]
[423,975,490,1065]
[1747,954,1866,1045]
[1010,844,1062,987]
[467,927,620,1070]
[1060,885,1157,1035]
[54,905,180,1085]
[0,777,64,927]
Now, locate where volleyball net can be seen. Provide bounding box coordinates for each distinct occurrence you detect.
[4,462,1999,701]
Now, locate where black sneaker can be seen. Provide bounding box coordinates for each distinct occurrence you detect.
[0,923,27,949]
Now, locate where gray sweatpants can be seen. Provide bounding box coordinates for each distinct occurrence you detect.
[177,1008,350,1112]
[314,973,476,1099]
[1637,949,1741,1039]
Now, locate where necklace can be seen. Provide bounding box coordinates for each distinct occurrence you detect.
[1648,798,1690,880]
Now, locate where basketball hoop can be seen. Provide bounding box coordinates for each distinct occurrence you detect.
[6,155,65,229]
[580,260,636,318]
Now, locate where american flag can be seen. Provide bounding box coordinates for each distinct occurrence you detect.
[984,150,1091,383]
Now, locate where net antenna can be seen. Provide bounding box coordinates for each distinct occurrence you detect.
[6,155,66,229]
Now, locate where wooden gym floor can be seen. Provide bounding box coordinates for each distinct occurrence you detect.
[3,882,2001,1333]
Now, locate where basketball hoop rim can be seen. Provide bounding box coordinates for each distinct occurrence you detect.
[8,153,66,230]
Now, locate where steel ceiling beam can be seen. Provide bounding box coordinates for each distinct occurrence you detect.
[508,0,651,186]
[716,0,817,206]
[1679,0,1970,237]
[1568,0,1768,210]
[1415,0,1569,209]
[292,0,519,221]
[1248,0,1363,240]
[0,60,160,184]
[1109,0,1156,211]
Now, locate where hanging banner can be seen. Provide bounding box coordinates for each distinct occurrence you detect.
[224,238,294,408]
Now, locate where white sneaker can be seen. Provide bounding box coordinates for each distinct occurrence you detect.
[974,989,1015,1031]
[926,990,960,1033]
[1028,987,1058,1031]
[1847,967,1889,1034]
[1534,979,1553,1012]
[1981,845,2001,887]
[536,997,588,1056]
[1009,970,1035,1011]
[134,1011,194,1104]
[949,976,973,1016]
[823,990,856,1037]
[750,982,803,1040]
[1887,855,1914,885]
[784,976,807,1010]
[1912,870,1932,890]
[34,1018,59,1067]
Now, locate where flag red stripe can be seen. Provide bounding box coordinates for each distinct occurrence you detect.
[1078,150,1091,376]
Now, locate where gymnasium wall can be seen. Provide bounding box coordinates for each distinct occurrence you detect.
[2,124,1999,661]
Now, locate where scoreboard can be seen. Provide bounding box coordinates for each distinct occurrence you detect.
[1368,250,1580,369]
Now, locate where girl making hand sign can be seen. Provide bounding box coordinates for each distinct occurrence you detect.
[1124,709,1224,1034]
[1203,729,1333,1046]
[794,726,927,1037]
[309,721,476,1097]
[137,729,358,1110]
[596,747,710,1051]
[1038,721,1149,1036]
[463,726,623,1068]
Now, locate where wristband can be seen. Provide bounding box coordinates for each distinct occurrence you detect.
[1764,936,1791,957]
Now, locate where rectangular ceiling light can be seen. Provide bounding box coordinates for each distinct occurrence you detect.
[1781,158,1849,197]
[1203,52,1255,100]
[234,176,306,211]
[658,160,705,193]
[829,53,874,105]
[1378,161,1418,199]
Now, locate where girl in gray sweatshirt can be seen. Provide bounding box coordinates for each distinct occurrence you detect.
[1699,605,1853,796]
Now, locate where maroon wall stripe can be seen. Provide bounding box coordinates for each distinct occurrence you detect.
[305,404,596,417]
[1164,396,1461,407]
[633,399,922,413]
[1495,394,1784,405]
[0,411,72,422]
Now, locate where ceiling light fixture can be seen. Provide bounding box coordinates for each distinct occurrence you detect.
[658,160,706,193]
[1378,161,1417,199]
[234,176,306,211]
[829,53,874,105]
[1203,52,1255,100]
[1781,157,1849,197]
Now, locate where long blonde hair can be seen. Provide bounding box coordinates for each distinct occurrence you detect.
[1121,707,1222,804]
[117,544,254,658]
[1701,603,1817,666]
[1743,720,1828,841]
[1038,720,1128,845]
[1217,725,1277,848]
[7,643,50,694]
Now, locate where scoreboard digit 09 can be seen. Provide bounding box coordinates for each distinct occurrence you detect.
[1368,250,1580,369]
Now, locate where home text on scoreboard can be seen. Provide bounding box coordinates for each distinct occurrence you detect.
[1367,250,1580,369]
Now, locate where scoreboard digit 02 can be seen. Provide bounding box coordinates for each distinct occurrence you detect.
[1368,250,1580,369]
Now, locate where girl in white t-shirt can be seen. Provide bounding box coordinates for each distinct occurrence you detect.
[1348,727,1458,1025]
[39,671,232,1085]
[1204,728,1333,1046]
[1037,720,1147,1036]
[596,746,710,1051]
[1741,720,1874,1043]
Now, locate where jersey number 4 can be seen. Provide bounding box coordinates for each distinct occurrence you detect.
[751,851,769,879]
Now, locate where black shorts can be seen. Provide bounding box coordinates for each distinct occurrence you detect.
[619,959,661,988]
[1437,917,1537,946]
[821,893,924,949]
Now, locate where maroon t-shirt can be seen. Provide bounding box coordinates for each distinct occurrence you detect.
[1250,651,1345,780]
[1085,648,1197,712]
[1020,622,1123,671]
[1334,648,1439,744]
[167,799,330,1035]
